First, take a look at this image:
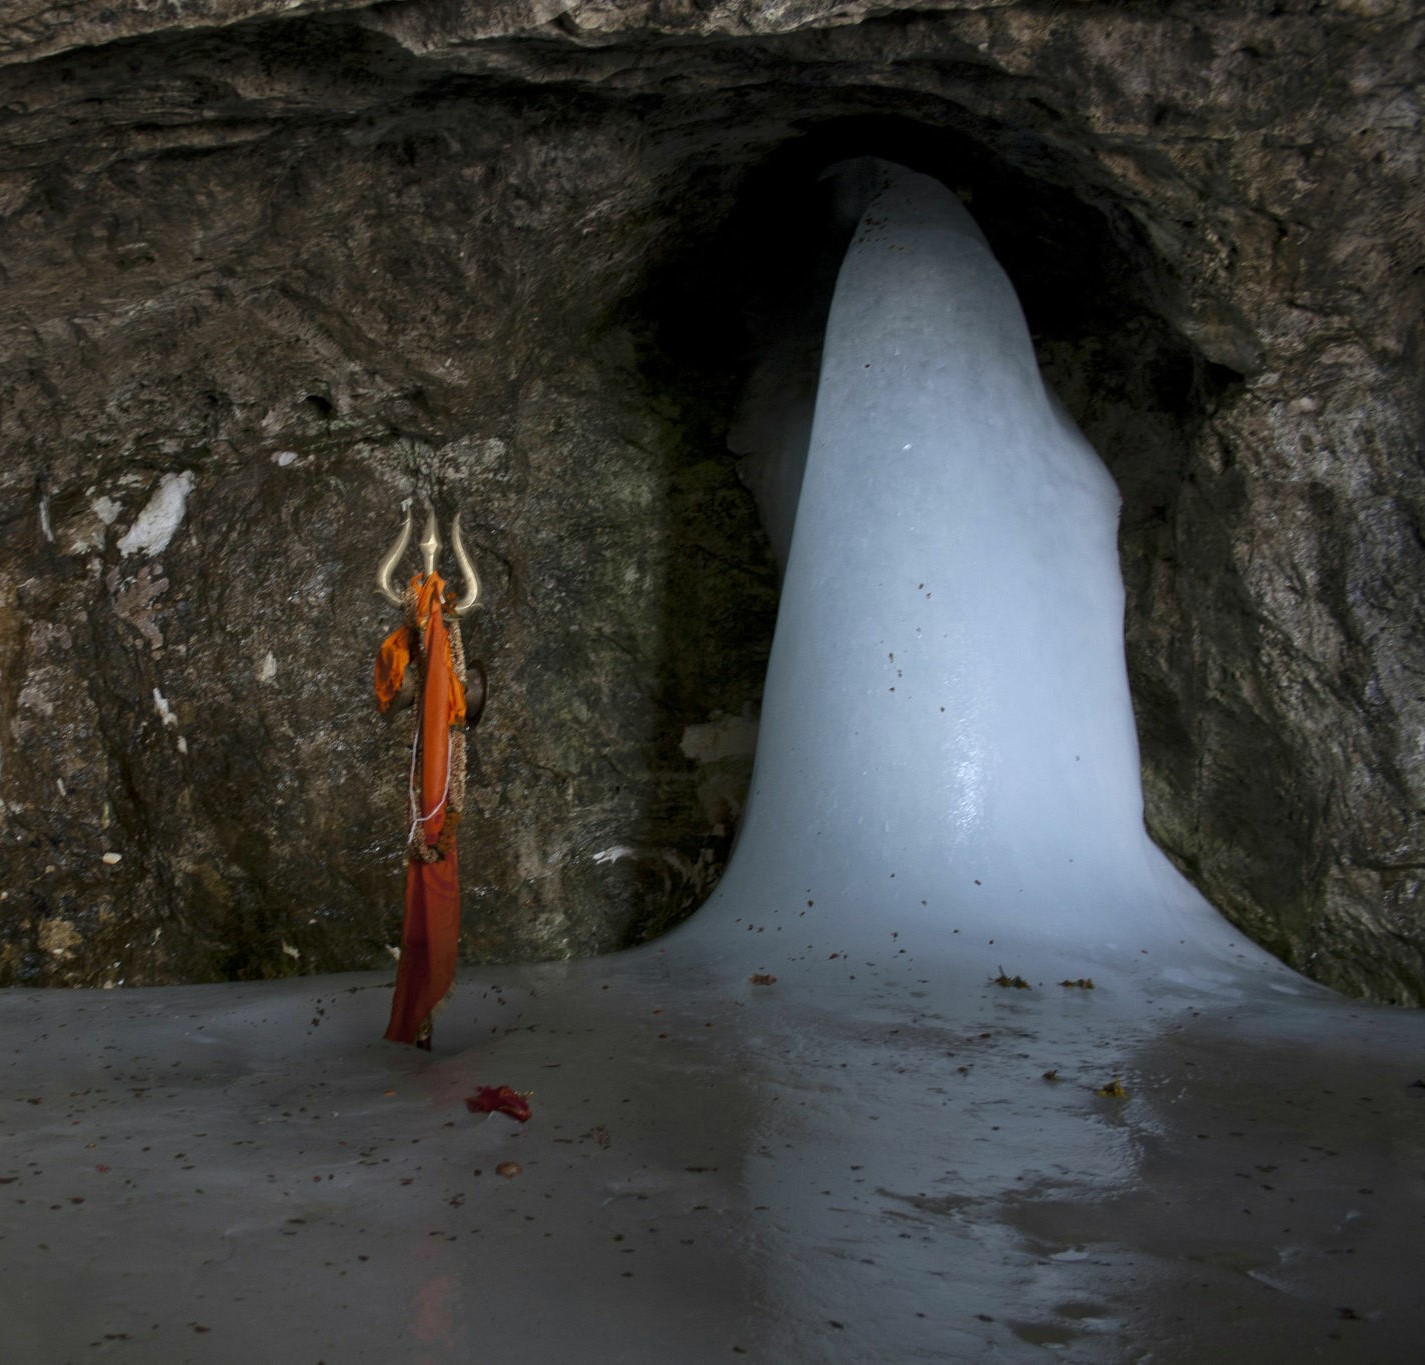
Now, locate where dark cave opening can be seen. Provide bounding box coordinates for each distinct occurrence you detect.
[647,112,1231,508]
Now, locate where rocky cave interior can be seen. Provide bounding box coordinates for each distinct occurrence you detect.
[3,6,1425,1361]
[1,1,1421,1003]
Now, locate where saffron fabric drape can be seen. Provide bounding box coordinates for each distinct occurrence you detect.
[376,573,467,1044]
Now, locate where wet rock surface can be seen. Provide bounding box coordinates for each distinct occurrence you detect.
[0,1,1421,999]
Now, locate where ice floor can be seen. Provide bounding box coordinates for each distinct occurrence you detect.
[2,927,1422,1364]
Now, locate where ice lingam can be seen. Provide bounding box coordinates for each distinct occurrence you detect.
[678,158,1298,995]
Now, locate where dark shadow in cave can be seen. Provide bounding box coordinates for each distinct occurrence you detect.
[619,114,1240,946]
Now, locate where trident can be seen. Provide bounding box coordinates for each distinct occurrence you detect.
[375,507,481,614]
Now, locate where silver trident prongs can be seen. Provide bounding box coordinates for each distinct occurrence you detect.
[376,507,481,615]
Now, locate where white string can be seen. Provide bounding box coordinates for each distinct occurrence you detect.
[407,719,452,849]
[405,614,453,850]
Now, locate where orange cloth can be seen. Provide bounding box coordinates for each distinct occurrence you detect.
[373,626,413,713]
[382,573,468,1045]
[386,852,461,1044]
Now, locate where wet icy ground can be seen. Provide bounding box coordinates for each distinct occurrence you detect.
[2,927,1421,1364]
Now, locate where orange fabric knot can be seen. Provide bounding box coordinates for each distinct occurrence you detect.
[411,573,467,727]
[373,625,414,713]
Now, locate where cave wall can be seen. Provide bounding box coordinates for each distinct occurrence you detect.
[1,1,1420,1001]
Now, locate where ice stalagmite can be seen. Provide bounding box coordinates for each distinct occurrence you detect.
[687,159,1294,984]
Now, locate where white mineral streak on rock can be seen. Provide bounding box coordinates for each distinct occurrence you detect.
[257,651,278,682]
[679,159,1293,984]
[151,688,188,750]
[91,495,121,525]
[272,450,298,466]
[592,845,637,866]
[152,688,178,727]
[117,470,195,557]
